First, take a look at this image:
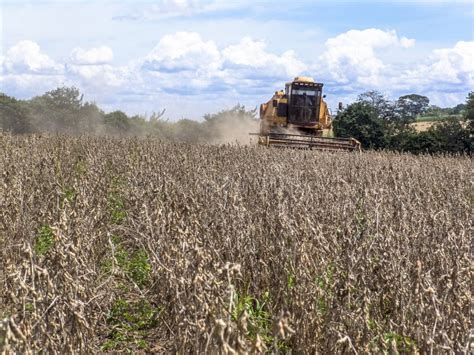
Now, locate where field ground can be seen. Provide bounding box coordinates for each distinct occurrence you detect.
[412,114,464,132]
[0,135,471,353]
[412,119,467,132]
[412,121,437,132]
[415,115,459,122]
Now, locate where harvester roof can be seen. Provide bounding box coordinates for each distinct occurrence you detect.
[290,76,323,87]
[293,76,315,83]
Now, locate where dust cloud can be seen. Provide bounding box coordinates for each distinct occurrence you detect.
[207,115,260,145]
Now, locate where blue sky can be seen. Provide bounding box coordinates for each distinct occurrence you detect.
[1,0,473,119]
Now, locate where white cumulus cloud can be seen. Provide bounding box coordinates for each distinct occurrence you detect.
[428,41,474,85]
[70,46,114,65]
[319,28,415,85]
[139,32,307,95]
[222,37,306,79]
[66,46,125,90]
[2,40,63,74]
[67,64,130,89]
[1,30,472,117]
[388,40,474,104]
[143,32,221,73]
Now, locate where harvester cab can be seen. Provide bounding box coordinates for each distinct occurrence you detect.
[253,77,361,151]
[285,79,324,128]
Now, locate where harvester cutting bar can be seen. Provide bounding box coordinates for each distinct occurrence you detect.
[251,133,361,151]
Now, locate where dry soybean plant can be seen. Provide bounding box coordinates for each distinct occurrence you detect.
[0,134,472,353]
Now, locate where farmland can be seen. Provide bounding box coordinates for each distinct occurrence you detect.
[412,114,464,132]
[0,134,471,353]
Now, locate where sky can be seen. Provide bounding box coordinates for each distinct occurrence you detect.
[0,0,473,119]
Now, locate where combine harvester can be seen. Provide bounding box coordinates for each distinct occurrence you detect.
[251,77,361,151]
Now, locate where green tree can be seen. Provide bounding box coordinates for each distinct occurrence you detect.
[450,103,466,115]
[395,117,472,154]
[424,105,442,117]
[433,117,472,154]
[357,90,394,121]
[396,94,430,121]
[203,104,257,123]
[29,86,86,133]
[465,92,474,134]
[104,111,131,134]
[333,102,387,149]
[0,94,30,133]
[173,119,207,143]
[44,86,84,110]
[77,102,105,134]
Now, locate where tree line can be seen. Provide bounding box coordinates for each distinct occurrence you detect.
[334,91,473,154]
[0,87,258,143]
[1,86,472,154]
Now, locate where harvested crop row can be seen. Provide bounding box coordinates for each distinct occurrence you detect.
[0,134,471,353]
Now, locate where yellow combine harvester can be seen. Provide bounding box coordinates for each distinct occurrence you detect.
[253,76,361,151]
